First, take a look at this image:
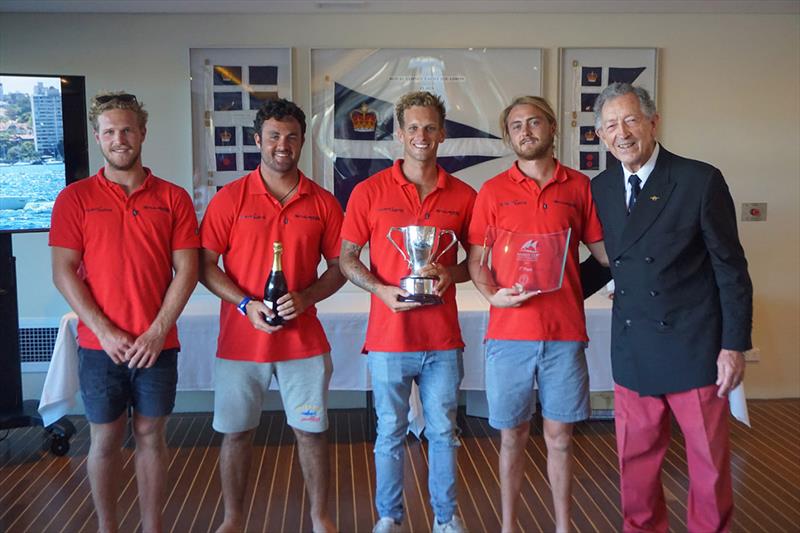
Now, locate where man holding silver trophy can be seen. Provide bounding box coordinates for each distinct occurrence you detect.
[468,96,609,533]
[340,91,476,533]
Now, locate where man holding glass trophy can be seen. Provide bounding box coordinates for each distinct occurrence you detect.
[340,91,476,533]
[468,96,609,533]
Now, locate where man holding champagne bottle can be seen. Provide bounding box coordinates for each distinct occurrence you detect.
[199,98,345,533]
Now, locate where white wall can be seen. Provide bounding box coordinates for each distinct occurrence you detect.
[1,12,798,398]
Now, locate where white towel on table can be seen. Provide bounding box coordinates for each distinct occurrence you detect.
[38,313,80,427]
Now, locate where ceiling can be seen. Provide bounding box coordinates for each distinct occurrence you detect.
[0,0,797,14]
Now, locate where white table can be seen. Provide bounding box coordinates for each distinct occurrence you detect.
[39,289,614,427]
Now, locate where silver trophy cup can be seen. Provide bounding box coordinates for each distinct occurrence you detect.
[387,225,458,304]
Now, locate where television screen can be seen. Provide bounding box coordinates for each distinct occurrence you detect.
[0,74,89,233]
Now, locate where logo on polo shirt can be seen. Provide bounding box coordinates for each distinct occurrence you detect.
[434,208,460,217]
[499,200,528,207]
[294,213,321,221]
[376,207,404,213]
[85,207,113,213]
[239,213,266,220]
[553,199,577,209]
[143,205,170,213]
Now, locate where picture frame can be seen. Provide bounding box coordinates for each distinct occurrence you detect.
[310,48,543,209]
[189,47,292,215]
[558,47,658,178]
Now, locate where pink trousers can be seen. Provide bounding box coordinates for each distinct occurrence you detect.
[614,383,733,533]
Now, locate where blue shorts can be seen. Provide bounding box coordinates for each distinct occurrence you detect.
[78,347,179,424]
[484,340,589,428]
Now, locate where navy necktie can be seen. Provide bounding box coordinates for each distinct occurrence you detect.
[628,174,641,214]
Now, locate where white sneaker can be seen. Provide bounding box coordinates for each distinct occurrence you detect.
[432,515,466,533]
[372,517,402,533]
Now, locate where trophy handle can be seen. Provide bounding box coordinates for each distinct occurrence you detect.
[386,227,411,266]
[433,229,458,263]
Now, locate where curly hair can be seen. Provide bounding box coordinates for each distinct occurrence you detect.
[253,98,306,137]
[395,91,446,129]
[88,91,148,131]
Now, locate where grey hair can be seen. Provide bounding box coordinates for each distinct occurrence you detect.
[593,83,657,131]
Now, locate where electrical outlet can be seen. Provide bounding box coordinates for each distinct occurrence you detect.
[741,203,767,222]
[744,348,760,362]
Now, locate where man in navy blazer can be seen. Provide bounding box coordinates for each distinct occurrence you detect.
[591,83,752,533]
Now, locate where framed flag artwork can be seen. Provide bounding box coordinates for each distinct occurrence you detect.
[558,48,658,178]
[310,48,543,209]
[189,47,292,215]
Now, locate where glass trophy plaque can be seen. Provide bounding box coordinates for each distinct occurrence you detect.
[479,226,571,293]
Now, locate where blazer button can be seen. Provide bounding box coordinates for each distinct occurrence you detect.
[659,320,668,327]
[645,256,654,263]
[618,288,626,296]
[614,259,622,267]
[649,290,659,297]
[625,319,632,327]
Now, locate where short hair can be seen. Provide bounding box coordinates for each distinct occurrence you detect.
[499,96,557,145]
[88,91,148,131]
[593,83,657,131]
[395,91,446,129]
[253,98,306,137]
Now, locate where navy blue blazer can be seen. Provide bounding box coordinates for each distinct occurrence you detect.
[591,147,752,396]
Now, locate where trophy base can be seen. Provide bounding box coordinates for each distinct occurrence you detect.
[397,293,443,305]
[397,276,442,305]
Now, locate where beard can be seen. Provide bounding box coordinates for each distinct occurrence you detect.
[513,136,554,161]
[102,145,141,172]
[262,155,296,174]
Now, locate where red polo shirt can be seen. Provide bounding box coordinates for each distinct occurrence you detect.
[200,168,342,362]
[468,160,603,341]
[49,168,200,350]
[341,160,476,352]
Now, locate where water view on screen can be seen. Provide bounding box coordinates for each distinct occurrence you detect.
[0,75,66,231]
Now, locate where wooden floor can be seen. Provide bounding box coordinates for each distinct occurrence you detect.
[1,400,798,532]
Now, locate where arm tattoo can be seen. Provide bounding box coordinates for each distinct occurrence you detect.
[340,240,381,294]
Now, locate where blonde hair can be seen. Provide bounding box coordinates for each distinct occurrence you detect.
[88,91,148,131]
[395,91,446,129]
[499,96,557,145]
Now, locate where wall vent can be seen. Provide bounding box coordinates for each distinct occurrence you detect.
[18,321,61,372]
[20,327,59,363]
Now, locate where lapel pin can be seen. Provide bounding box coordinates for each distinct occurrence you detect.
[650,195,660,201]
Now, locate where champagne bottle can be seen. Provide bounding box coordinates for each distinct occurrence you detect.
[263,242,287,326]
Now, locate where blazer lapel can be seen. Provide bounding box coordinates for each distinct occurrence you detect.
[618,149,676,254]
[598,164,628,257]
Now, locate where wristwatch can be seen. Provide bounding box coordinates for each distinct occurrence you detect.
[237,296,253,316]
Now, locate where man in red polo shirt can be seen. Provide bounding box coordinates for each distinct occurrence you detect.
[50,92,200,533]
[467,96,609,533]
[340,91,475,533]
[199,98,343,533]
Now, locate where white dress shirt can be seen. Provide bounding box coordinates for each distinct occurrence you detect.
[623,142,660,206]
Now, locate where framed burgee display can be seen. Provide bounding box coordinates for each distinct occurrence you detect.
[190,47,292,215]
[310,48,542,209]
[558,48,658,178]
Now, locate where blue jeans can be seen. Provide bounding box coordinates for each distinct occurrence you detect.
[368,349,464,524]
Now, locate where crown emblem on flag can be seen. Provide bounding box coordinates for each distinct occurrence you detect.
[219,130,232,143]
[583,129,596,142]
[350,102,378,132]
[586,70,599,82]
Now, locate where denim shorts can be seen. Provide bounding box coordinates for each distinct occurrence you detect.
[213,353,333,434]
[484,340,589,428]
[78,347,179,424]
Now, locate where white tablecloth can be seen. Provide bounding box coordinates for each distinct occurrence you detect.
[39,289,615,427]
